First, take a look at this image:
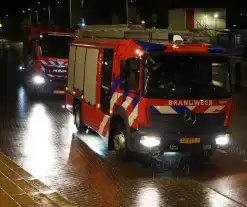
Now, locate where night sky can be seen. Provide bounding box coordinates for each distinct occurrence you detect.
[0,0,247,29]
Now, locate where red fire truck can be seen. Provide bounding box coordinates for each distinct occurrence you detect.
[21,25,74,96]
[66,27,234,161]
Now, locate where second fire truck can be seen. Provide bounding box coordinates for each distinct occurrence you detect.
[66,26,234,162]
[21,25,75,96]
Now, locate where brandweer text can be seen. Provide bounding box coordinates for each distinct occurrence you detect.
[169,100,213,106]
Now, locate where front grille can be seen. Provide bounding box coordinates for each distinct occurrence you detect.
[43,66,67,76]
[150,113,225,134]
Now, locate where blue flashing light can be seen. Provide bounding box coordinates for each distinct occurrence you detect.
[134,40,166,52]
[207,45,225,53]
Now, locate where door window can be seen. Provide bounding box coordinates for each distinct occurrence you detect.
[100,48,114,114]
[101,49,113,88]
[120,58,140,91]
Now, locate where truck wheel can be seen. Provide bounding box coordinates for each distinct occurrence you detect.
[113,123,133,161]
[74,104,87,133]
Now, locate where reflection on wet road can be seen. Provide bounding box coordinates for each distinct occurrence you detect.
[1,48,247,206]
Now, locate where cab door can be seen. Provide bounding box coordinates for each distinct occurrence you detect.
[100,48,114,114]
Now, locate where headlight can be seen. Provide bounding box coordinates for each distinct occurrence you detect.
[215,134,230,146]
[140,136,161,148]
[32,75,45,84]
[18,65,25,70]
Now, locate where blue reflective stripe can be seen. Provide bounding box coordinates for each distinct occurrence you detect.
[134,40,166,52]
[171,106,190,114]
[121,85,131,104]
[150,106,160,114]
[150,106,193,115]
[41,61,65,65]
[132,94,140,109]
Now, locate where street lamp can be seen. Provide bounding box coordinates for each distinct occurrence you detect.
[126,0,129,24]
[69,0,72,28]
[214,13,218,31]
[35,11,39,24]
[48,5,51,25]
[38,2,61,26]
[22,10,32,24]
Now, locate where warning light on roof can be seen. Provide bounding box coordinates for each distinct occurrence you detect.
[207,45,225,53]
[135,49,143,56]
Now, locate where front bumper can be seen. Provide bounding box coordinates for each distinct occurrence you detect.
[26,73,66,94]
[129,129,231,155]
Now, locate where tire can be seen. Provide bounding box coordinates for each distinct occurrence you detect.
[74,104,87,133]
[112,123,133,161]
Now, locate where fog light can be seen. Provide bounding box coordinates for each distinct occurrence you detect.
[140,136,161,148]
[215,134,230,146]
[32,75,45,84]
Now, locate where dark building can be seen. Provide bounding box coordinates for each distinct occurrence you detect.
[70,0,245,29]
[71,0,83,27]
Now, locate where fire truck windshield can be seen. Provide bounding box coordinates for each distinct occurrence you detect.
[143,53,231,98]
[40,34,73,58]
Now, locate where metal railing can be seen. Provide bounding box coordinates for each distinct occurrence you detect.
[76,25,196,44]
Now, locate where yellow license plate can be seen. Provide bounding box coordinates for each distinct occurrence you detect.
[180,138,200,144]
[53,90,65,94]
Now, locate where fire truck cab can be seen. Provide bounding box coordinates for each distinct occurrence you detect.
[21,26,74,96]
[66,26,233,161]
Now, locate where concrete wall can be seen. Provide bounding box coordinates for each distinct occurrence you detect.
[168,8,226,30]
[168,9,186,30]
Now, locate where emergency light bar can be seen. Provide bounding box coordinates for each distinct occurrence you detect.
[134,40,166,52]
[206,44,225,53]
[47,33,74,37]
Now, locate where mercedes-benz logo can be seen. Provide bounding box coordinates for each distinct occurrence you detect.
[184,111,196,125]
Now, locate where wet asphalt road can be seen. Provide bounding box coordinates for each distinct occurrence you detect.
[1,48,247,206]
